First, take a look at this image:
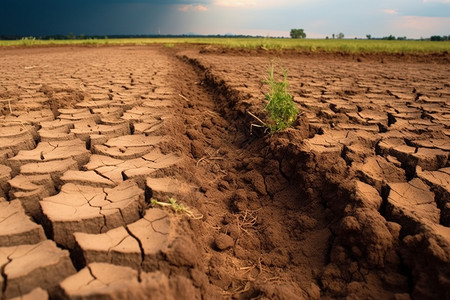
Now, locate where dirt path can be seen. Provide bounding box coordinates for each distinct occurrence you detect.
[0,46,449,299]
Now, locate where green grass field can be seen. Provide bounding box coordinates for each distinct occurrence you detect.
[1,37,450,54]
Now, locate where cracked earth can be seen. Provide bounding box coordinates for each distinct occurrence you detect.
[0,46,449,299]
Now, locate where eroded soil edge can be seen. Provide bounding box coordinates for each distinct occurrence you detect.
[179,49,450,300]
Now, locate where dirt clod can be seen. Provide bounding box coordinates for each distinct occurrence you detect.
[214,233,234,250]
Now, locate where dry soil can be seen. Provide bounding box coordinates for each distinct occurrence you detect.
[0,45,449,300]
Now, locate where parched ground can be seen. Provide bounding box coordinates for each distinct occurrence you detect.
[0,45,449,300]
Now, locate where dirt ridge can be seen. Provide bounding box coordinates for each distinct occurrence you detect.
[180,49,450,299]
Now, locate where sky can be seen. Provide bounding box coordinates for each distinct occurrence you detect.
[1,0,450,38]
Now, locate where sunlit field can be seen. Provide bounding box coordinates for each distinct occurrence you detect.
[1,37,450,53]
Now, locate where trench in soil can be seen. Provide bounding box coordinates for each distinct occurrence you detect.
[177,48,450,300]
[170,50,336,298]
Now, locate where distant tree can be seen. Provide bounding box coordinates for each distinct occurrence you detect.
[383,35,396,40]
[332,33,335,39]
[366,34,372,40]
[68,32,75,39]
[290,28,306,39]
[430,35,444,41]
[337,32,344,39]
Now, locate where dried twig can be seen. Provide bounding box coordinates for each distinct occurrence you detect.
[196,148,224,166]
[247,111,265,126]
[247,111,269,135]
[196,156,224,166]
[178,94,189,102]
[150,198,203,220]
[8,99,13,114]
[264,276,281,283]
[236,209,259,235]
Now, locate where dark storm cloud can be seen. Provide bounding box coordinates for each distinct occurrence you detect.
[0,0,207,36]
[2,0,449,38]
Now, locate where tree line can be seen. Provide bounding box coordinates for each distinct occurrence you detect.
[0,33,279,40]
[430,35,450,41]
[1,31,449,41]
[368,34,449,41]
[290,29,450,41]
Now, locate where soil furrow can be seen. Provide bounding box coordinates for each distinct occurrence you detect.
[178,47,450,299]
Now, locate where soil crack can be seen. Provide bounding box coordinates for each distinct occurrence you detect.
[86,264,99,286]
[0,212,19,225]
[124,226,144,282]
[0,256,12,300]
[149,215,170,236]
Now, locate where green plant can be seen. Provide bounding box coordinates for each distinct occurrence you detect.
[150,197,202,219]
[290,28,306,39]
[263,63,299,132]
[21,36,36,46]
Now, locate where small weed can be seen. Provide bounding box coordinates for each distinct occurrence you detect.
[150,197,202,219]
[164,43,175,48]
[263,63,299,132]
[21,36,37,46]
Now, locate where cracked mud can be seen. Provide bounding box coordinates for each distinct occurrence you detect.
[0,45,449,299]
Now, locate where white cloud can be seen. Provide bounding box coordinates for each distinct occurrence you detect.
[384,9,398,15]
[195,5,208,11]
[213,0,306,8]
[391,16,450,37]
[177,4,208,11]
[194,27,289,37]
[214,0,257,7]
[423,0,450,3]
